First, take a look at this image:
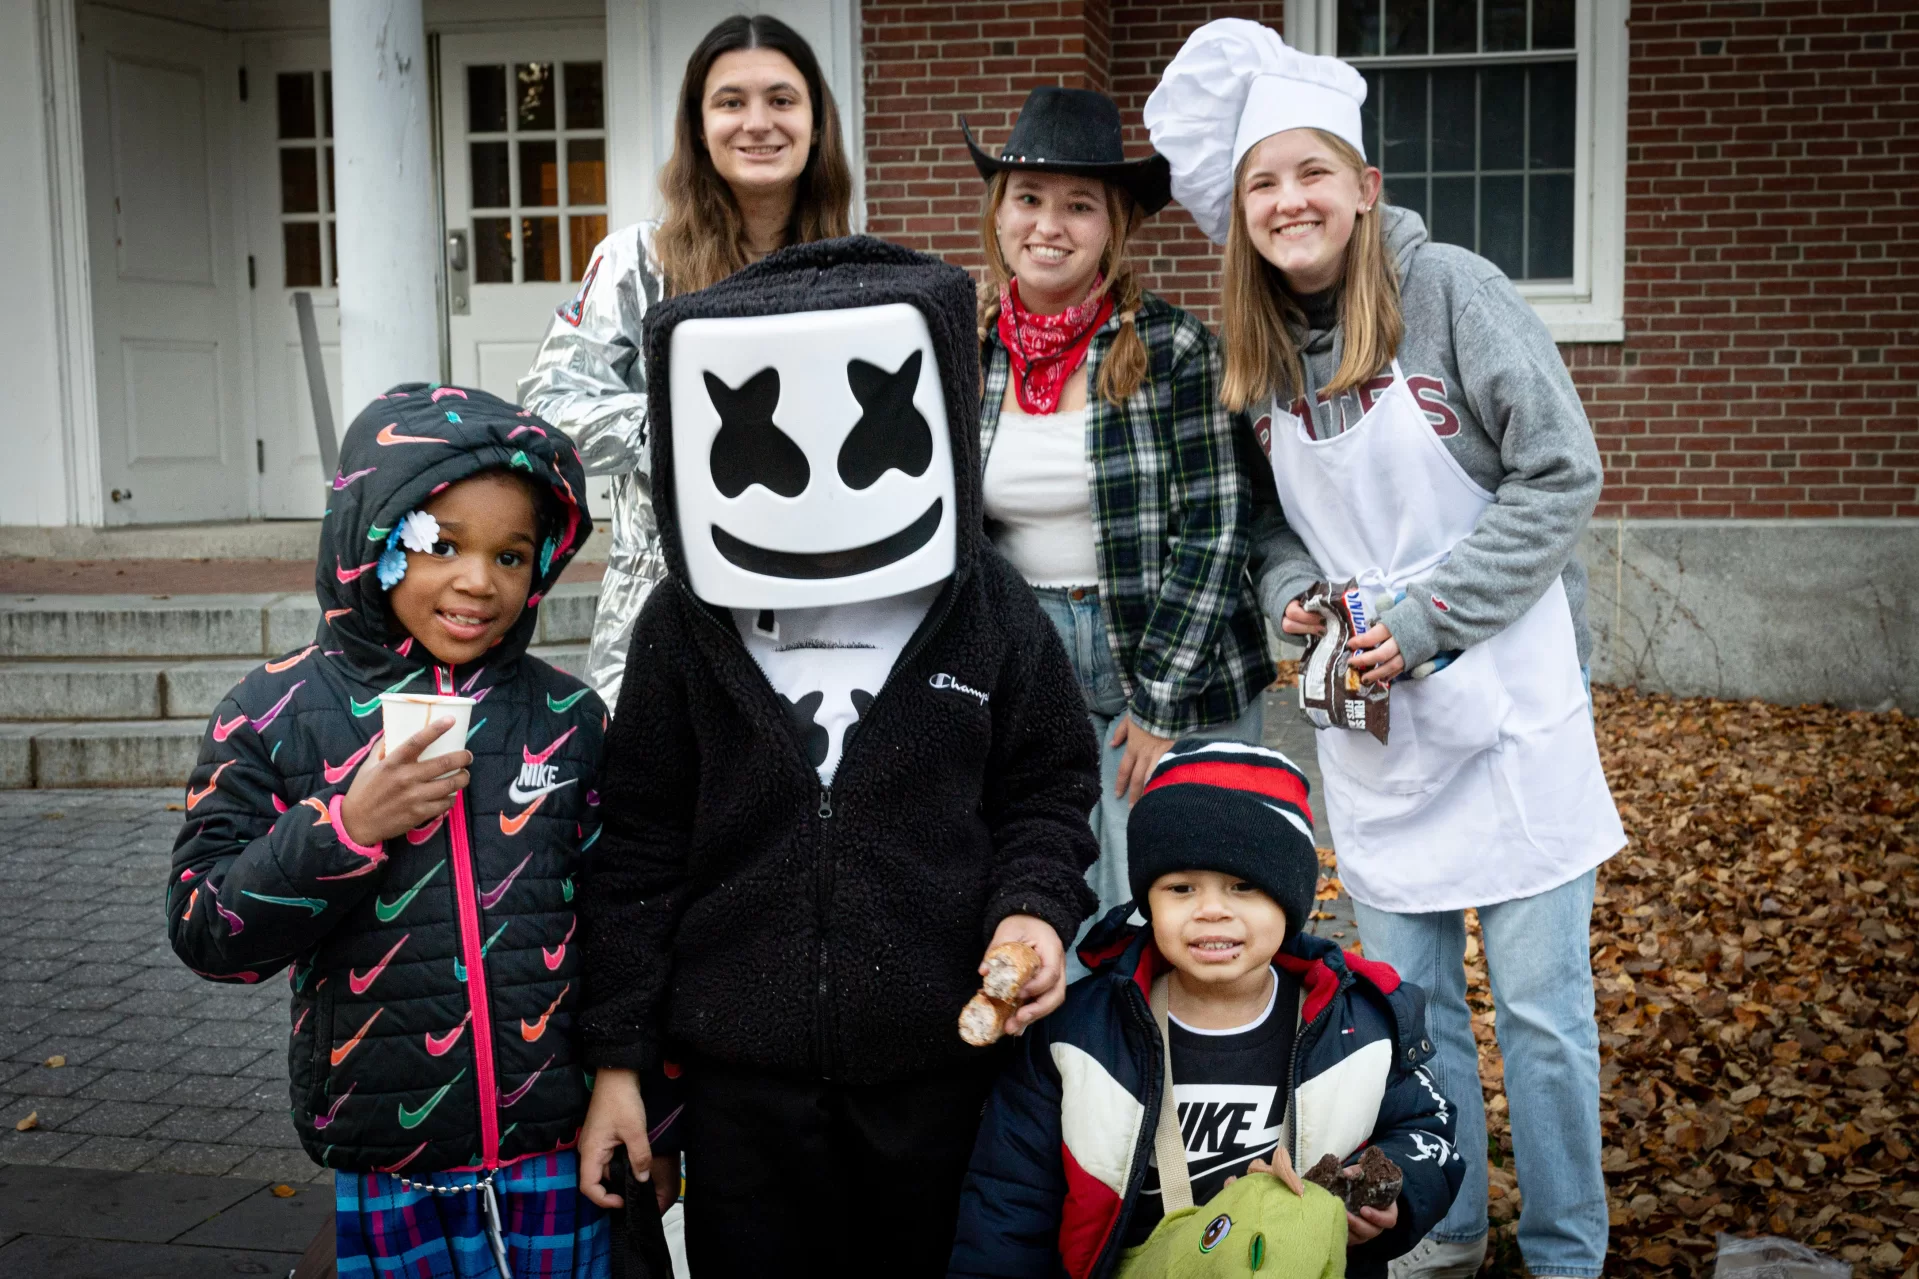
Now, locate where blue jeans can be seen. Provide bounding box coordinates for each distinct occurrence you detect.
[1032,586,1265,980]
[1351,870,1606,1277]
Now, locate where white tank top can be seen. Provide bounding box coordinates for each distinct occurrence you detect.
[982,408,1100,588]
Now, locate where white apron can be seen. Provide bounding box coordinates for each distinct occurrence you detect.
[1267,361,1623,912]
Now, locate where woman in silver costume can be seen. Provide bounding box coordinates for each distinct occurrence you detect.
[520,14,854,706]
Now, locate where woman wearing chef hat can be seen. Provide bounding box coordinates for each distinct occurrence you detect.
[1146,20,1623,1279]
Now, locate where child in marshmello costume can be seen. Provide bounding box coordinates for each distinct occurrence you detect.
[1145,20,1624,1279]
[571,237,1102,1276]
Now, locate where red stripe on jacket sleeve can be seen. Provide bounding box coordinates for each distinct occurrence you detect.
[1058,1140,1124,1279]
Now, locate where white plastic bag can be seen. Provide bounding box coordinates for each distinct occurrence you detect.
[1713,1234,1851,1279]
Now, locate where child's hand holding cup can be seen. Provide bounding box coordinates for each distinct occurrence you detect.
[336,694,476,847]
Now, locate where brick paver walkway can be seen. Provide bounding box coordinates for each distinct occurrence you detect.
[0,788,325,1185]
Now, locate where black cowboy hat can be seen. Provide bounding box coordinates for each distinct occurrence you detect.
[961,86,1172,216]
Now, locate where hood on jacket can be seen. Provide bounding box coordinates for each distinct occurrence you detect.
[640,236,985,605]
[1300,204,1429,357]
[319,383,592,684]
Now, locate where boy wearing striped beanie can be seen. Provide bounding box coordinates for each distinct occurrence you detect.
[951,740,1464,1279]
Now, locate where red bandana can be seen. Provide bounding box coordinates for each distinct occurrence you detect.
[997,277,1114,416]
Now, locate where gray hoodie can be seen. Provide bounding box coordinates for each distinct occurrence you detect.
[1249,206,1602,669]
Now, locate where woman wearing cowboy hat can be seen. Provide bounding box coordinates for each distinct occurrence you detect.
[1146,20,1624,1279]
[964,87,1274,969]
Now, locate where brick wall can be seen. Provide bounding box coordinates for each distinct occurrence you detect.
[860,0,1919,519]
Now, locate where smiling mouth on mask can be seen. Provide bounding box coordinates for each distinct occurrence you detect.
[711,498,944,579]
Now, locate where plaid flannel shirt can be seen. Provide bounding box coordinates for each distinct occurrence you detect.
[981,291,1274,738]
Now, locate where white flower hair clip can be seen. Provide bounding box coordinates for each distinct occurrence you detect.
[375,510,441,590]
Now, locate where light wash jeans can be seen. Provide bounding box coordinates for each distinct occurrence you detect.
[1032,586,1265,981]
[1351,869,1607,1278]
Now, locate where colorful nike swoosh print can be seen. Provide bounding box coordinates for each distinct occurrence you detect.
[189,965,261,984]
[520,984,569,1042]
[332,466,376,490]
[405,813,446,844]
[579,826,600,853]
[351,670,422,717]
[215,898,245,935]
[292,1008,308,1035]
[365,523,392,542]
[312,1083,355,1130]
[561,876,574,903]
[300,796,330,824]
[181,887,197,920]
[391,637,413,657]
[323,734,383,785]
[452,921,509,982]
[265,645,317,673]
[249,680,305,733]
[271,793,288,814]
[507,423,547,439]
[211,712,247,742]
[324,607,353,623]
[499,794,547,836]
[397,1068,466,1129]
[522,726,577,767]
[186,759,235,810]
[543,916,577,971]
[498,1056,553,1108]
[376,423,444,446]
[430,387,467,402]
[240,890,328,916]
[336,557,378,583]
[374,862,444,922]
[425,1012,471,1057]
[348,933,409,995]
[478,852,534,910]
[546,688,590,714]
[329,1007,384,1066]
[376,1141,428,1174]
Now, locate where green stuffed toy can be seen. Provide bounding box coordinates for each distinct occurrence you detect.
[1116,1159,1348,1279]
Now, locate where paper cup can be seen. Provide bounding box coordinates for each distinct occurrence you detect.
[378,693,475,765]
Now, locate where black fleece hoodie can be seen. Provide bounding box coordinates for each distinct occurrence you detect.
[578,237,1101,1085]
[168,385,607,1174]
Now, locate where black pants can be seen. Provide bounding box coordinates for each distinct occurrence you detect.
[678,1059,995,1278]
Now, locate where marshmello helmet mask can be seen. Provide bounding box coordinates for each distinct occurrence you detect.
[668,301,957,610]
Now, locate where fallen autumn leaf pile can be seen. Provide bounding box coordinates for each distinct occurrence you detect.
[1457,686,1918,1275]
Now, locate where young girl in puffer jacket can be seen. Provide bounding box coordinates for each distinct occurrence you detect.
[168,385,611,1277]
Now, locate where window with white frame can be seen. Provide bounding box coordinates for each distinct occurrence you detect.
[1286,0,1624,340]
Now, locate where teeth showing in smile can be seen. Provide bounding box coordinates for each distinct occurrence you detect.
[1192,940,1241,951]
[1027,245,1069,263]
[1278,222,1318,238]
[442,613,489,627]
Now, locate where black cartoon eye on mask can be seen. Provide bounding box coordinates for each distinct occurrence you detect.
[707,369,810,499]
[838,352,934,490]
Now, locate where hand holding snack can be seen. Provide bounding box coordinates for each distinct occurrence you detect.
[1297,580,1393,744]
[959,921,1058,1044]
[338,719,473,846]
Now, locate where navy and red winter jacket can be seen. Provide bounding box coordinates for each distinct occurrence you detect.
[948,910,1465,1279]
[167,385,606,1176]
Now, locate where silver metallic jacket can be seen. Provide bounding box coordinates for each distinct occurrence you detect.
[519,221,668,709]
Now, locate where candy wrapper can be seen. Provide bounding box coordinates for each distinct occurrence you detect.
[1298,579,1392,744]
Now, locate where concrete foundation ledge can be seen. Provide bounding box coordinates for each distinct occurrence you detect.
[28,720,204,789]
[1582,518,1918,712]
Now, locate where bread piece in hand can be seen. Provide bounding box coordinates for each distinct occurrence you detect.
[980,941,1040,1002]
[1303,1145,1404,1211]
[958,993,1015,1047]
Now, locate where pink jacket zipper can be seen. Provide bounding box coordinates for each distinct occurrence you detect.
[438,663,501,1167]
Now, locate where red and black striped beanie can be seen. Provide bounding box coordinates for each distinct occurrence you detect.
[1126,739,1318,939]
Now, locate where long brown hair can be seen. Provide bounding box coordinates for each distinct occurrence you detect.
[1220,129,1402,413]
[974,172,1149,409]
[652,15,853,297]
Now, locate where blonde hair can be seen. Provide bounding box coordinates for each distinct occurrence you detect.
[652,15,853,297]
[974,172,1149,408]
[1219,129,1402,413]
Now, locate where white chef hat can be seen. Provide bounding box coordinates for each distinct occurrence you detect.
[1143,19,1369,244]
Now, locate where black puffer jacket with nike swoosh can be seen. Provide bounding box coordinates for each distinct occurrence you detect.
[168,385,607,1176]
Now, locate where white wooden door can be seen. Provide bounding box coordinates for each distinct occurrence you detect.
[78,4,250,525]
[439,27,612,517]
[241,37,342,519]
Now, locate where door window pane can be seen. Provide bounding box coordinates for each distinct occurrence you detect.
[1429,176,1475,247]
[468,65,507,133]
[1385,0,1429,56]
[325,147,335,212]
[474,217,513,283]
[522,216,561,282]
[1479,68,1526,170]
[471,141,510,209]
[322,71,333,137]
[1430,68,1476,170]
[1338,0,1381,56]
[517,63,555,130]
[1433,0,1475,53]
[567,138,606,204]
[569,215,607,280]
[1534,0,1574,47]
[277,73,316,139]
[564,62,604,129]
[1479,173,1524,275]
[1527,173,1573,277]
[328,221,338,286]
[284,223,321,286]
[519,140,559,208]
[280,148,319,213]
[1528,63,1576,168]
[1383,74,1427,175]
